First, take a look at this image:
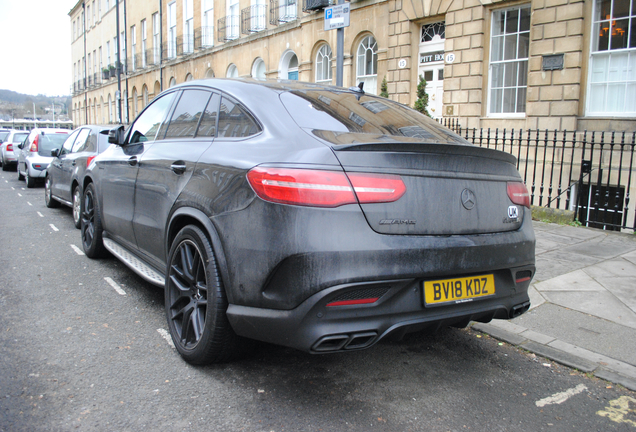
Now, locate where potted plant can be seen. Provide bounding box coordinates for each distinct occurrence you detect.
[102,67,110,80]
[108,64,116,78]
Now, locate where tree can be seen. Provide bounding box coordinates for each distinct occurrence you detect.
[380,76,389,98]
[413,75,431,117]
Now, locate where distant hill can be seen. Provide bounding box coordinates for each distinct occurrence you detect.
[0,90,72,121]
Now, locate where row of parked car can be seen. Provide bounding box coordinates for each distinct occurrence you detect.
[0,126,111,226]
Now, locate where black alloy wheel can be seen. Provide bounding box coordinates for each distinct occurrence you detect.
[44,176,60,208]
[72,185,82,228]
[166,225,240,364]
[81,182,106,258]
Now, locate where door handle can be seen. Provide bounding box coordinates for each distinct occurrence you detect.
[171,162,186,175]
[128,156,138,166]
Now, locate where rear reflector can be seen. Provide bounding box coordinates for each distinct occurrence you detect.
[327,298,379,307]
[247,167,406,208]
[507,182,530,208]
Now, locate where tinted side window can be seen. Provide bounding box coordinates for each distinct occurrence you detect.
[128,92,176,144]
[164,90,212,139]
[60,130,80,156]
[196,93,220,137]
[217,96,261,138]
[71,128,91,153]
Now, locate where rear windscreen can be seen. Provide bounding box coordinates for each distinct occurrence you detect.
[280,90,468,145]
[13,133,28,143]
[0,132,9,142]
[38,133,70,155]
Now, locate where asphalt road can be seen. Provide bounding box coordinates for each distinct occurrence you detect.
[1,171,635,432]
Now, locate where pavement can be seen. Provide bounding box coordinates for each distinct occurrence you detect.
[471,221,636,391]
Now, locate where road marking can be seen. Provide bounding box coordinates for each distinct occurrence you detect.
[50,224,59,232]
[536,384,587,407]
[17,193,22,197]
[11,186,15,190]
[157,329,176,349]
[104,277,126,296]
[27,202,32,206]
[37,212,44,217]
[597,396,636,426]
[70,244,85,256]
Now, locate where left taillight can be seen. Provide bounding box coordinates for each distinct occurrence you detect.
[29,135,39,152]
[86,156,96,167]
[247,167,406,208]
[507,182,530,208]
[6,144,12,151]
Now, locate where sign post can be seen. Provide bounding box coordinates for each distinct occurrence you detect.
[324,2,350,87]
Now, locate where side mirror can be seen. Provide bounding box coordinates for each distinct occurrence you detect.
[108,125,126,145]
[17,143,24,149]
[51,149,60,157]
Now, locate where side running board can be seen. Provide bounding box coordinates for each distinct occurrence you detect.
[103,238,165,287]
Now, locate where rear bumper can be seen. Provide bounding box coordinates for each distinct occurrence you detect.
[227,264,533,353]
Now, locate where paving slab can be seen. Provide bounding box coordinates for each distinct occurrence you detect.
[511,303,636,366]
[541,291,636,329]
[534,269,605,292]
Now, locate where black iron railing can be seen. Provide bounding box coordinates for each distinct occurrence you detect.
[269,0,297,25]
[439,119,636,232]
[242,5,267,34]
[218,16,240,42]
[194,26,215,49]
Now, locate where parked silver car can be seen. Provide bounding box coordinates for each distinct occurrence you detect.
[1,130,30,171]
[17,128,70,187]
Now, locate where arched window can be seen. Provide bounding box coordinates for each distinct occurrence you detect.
[185,73,193,81]
[153,81,161,101]
[169,77,177,87]
[356,35,378,94]
[205,68,215,78]
[252,58,266,79]
[142,85,149,108]
[132,88,138,118]
[107,94,113,123]
[315,44,332,84]
[226,64,238,78]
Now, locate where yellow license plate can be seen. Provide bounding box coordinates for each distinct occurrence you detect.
[424,274,495,306]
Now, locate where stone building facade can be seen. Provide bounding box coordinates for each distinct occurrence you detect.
[70,0,636,131]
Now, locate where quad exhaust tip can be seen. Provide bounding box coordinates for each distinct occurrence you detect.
[510,301,530,318]
[311,331,378,352]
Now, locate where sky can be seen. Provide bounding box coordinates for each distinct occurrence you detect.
[0,0,78,97]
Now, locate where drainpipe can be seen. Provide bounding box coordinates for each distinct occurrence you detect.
[160,0,163,92]
[83,2,88,124]
[116,0,122,124]
[124,0,130,123]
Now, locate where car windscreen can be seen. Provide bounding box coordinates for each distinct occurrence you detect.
[38,133,69,156]
[280,90,468,145]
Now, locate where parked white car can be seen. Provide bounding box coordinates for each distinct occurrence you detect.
[17,128,70,187]
[1,130,30,171]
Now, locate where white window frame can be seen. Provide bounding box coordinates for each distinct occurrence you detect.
[153,13,160,64]
[202,0,214,47]
[252,58,266,79]
[131,25,137,71]
[184,0,194,53]
[586,0,636,117]
[356,35,378,95]
[168,2,177,58]
[316,44,333,84]
[487,5,530,117]
[227,0,239,41]
[141,19,147,68]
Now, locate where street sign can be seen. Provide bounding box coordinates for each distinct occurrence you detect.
[324,4,350,31]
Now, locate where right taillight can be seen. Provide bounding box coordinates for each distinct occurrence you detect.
[29,135,39,152]
[247,167,406,208]
[507,182,530,208]
[6,144,12,151]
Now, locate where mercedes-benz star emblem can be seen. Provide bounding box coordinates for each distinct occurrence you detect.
[461,189,476,210]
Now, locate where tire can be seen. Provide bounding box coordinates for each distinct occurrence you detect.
[1,162,8,172]
[72,185,82,229]
[165,225,241,365]
[81,182,106,258]
[44,176,61,208]
[25,170,35,188]
[17,164,24,180]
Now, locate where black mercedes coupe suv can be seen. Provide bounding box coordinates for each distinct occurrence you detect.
[81,79,535,364]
